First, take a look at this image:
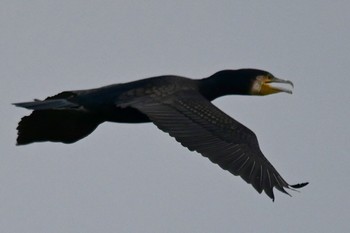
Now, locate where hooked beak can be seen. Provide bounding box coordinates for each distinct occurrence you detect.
[260,77,294,95]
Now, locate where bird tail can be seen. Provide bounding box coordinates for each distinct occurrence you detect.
[13,99,79,110]
[14,91,104,145]
[15,109,103,145]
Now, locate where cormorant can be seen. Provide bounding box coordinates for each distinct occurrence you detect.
[14,69,308,201]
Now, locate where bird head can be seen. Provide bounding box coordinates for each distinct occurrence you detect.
[202,69,294,100]
[248,70,294,96]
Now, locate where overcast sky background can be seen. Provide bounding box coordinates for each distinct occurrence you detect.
[1,1,350,232]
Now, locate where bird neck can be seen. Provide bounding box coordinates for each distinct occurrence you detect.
[198,70,252,101]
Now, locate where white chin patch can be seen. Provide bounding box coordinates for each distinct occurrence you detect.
[251,80,262,95]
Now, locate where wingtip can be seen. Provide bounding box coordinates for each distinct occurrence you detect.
[265,182,308,201]
[290,182,309,189]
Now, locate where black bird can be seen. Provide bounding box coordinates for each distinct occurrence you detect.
[14,69,308,201]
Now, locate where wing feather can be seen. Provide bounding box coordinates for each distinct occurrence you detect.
[116,90,305,200]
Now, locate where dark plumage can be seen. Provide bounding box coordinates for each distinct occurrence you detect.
[14,69,308,201]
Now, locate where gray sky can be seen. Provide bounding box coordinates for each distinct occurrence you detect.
[1,1,350,232]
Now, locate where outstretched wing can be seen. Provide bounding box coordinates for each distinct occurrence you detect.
[116,90,307,201]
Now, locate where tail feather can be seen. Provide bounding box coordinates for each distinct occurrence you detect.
[13,99,78,110]
[16,109,102,145]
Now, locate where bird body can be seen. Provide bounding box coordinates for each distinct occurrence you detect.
[14,69,308,200]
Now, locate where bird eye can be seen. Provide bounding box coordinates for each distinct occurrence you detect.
[265,74,275,82]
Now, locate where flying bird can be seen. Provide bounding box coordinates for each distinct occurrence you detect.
[14,69,308,201]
